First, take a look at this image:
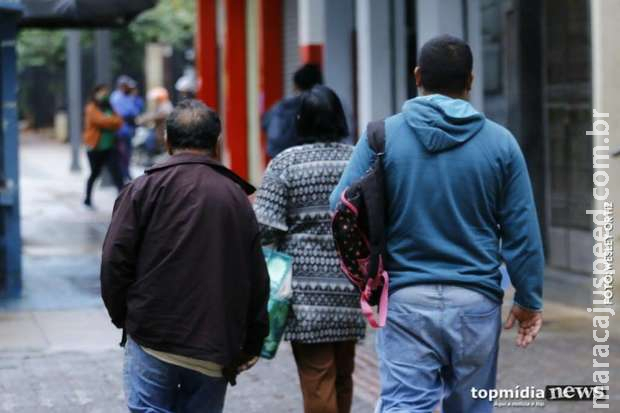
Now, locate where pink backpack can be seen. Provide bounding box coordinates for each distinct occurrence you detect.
[332,121,389,328]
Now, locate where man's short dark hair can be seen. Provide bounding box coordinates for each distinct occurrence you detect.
[418,35,473,94]
[166,99,221,151]
[296,85,348,142]
[293,64,323,91]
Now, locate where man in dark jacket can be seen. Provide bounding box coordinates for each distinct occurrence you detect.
[262,63,323,158]
[101,99,269,413]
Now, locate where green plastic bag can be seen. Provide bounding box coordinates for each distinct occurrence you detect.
[260,248,293,359]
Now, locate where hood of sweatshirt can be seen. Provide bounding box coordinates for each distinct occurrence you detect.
[402,94,485,153]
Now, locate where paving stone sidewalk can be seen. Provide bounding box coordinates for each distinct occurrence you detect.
[0,338,376,413]
[2,134,619,413]
[3,301,619,413]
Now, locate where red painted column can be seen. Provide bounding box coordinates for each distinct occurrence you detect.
[300,44,323,65]
[224,0,248,178]
[298,0,325,66]
[259,0,283,162]
[195,0,218,110]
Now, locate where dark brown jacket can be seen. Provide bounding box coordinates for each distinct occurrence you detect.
[101,153,269,365]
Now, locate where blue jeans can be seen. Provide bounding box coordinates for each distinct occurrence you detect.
[375,285,501,413]
[123,337,227,413]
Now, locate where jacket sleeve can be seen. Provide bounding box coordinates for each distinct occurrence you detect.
[89,105,123,131]
[100,185,140,328]
[261,106,274,131]
[253,160,289,245]
[499,138,545,311]
[329,131,375,210]
[242,232,270,356]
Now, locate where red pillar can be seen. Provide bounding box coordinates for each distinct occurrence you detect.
[300,45,323,66]
[298,0,324,66]
[224,0,248,178]
[259,0,283,162]
[195,0,218,110]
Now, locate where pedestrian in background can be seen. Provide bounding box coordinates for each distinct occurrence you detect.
[331,35,544,413]
[101,100,270,413]
[137,86,174,155]
[261,63,323,158]
[175,69,197,101]
[82,84,124,207]
[254,85,366,413]
[111,75,143,181]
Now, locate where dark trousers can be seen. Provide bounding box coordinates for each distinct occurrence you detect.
[291,340,356,413]
[85,149,123,203]
[117,136,133,180]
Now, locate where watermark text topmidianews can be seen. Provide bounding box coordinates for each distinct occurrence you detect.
[586,108,615,409]
[470,385,608,408]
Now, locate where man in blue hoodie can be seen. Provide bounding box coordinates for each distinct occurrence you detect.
[330,35,544,413]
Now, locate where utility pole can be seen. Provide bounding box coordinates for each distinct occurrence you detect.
[94,30,114,186]
[94,30,112,85]
[66,30,82,172]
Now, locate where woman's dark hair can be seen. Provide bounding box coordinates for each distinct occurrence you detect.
[418,35,473,94]
[293,64,323,91]
[90,84,108,101]
[166,99,221,151]
[90,84,111,109]
[296,85,349,143]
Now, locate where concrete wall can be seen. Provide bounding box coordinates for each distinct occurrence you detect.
[356,0,394,130]
[324,0,354,120]
[416,0,484,111]
[282,0,298,97]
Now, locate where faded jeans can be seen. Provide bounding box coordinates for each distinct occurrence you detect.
[375,285,501,413]
[123,337,227,413]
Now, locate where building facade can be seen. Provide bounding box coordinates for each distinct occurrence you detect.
[195,0,617,283]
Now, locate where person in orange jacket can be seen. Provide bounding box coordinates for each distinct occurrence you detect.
[83,84,124,207]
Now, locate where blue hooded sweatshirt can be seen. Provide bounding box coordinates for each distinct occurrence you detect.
[330,95,544,310]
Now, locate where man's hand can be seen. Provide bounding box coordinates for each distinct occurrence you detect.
[504,304,543,348]
[222,351,260,386]
[237,356,259,373]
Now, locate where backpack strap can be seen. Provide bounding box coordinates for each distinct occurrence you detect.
[363,119,387,286]
[367,120,386,154]
[361,269,389,328]
[366,121,389,328]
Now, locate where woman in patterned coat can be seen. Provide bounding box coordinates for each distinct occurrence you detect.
[254,85,365,413]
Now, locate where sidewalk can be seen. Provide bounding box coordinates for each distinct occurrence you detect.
[1,133,378,412]
[1,133,619,412]
[0,308,377,412]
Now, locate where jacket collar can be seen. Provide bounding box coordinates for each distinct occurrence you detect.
[145,153,256,195]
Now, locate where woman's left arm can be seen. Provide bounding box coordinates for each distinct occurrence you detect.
[90,105,123,131]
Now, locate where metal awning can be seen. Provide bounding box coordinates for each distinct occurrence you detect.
[0,0,23,13]
[18,0,157,28]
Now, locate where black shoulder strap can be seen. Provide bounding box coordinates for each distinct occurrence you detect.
[367,120,386,154]
[361,120,387,281]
